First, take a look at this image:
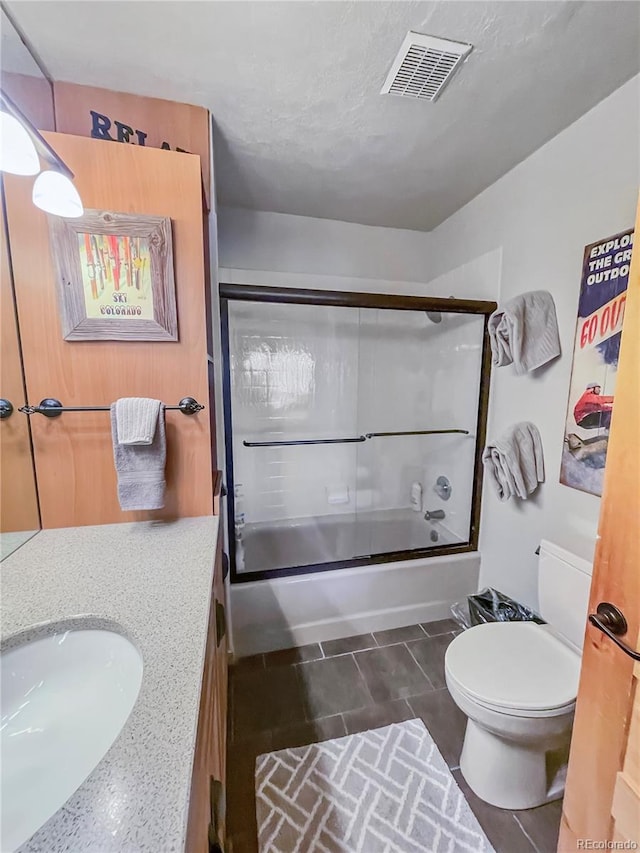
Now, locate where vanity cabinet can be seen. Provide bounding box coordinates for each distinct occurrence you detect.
[186,529,228,852]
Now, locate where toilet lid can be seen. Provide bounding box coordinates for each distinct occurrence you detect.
[445,622,581,712]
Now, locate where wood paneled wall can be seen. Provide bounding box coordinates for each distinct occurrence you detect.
[3,133,213,528]
[53,82,211,210]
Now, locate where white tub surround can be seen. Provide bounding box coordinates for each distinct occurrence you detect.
[1,516,219,853]
[231,550,480,657]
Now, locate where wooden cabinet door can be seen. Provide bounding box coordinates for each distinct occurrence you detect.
[186,529,228,853]
[558,197,640,848]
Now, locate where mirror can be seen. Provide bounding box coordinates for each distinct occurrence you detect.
[0,8,53,558]
[0,7,54,131]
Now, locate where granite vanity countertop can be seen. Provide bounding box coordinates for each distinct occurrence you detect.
[1,516,219,853]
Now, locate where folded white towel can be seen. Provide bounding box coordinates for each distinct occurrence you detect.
[111,404,166,511]
[482,422,545,501]
[488,291,560,374]
[115,397,162,445]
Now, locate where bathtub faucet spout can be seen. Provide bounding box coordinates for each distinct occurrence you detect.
[424,509,446,521]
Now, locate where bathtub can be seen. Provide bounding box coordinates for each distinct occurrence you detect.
[237,507,463,575]
[230,541,480,657]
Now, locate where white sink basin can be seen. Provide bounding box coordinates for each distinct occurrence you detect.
[1,628,143,851]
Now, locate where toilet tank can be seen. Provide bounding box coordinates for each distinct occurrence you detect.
[538,539,593,653]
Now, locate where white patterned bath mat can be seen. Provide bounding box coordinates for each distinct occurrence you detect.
[255,718,495,853]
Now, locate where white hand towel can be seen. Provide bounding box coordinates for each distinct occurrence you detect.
[488,291,561,374]
[115,397,162,445]
[111,404,166,511]
[482,422,545,501]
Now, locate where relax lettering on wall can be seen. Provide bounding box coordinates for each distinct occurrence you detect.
[52,82,211,209]
[89,110,191,154]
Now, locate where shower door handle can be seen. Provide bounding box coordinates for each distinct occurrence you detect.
[243,436,367,447]
[365,429,470,438]
[243,430,469,446]
[589,603,640,661]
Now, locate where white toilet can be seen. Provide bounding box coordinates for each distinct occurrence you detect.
[445,540,592,810]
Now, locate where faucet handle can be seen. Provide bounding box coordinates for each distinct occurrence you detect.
[434,475,452,501]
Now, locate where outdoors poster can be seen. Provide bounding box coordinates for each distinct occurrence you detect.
[560,227,634,496]
[77,232,154,320]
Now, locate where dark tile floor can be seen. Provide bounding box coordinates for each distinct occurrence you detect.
[226,619,562,853]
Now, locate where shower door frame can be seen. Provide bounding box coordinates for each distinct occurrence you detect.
[220,283,496,584]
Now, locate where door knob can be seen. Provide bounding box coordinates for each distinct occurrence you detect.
[0,399,14,419]
[588,602,640,661]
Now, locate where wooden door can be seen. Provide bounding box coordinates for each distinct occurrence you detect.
[0,193,40,536]
[3,133,213,528]
[559,199,640,848]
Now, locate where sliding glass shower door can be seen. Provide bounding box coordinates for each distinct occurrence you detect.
[355,307,484,558]
[226,300,364,574]
[221,286,491,581]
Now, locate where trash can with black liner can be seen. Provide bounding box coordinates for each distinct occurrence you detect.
[451,587,545,630]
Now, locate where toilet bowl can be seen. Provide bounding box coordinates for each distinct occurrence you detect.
[446,621,579,809]
[445,540,592,810]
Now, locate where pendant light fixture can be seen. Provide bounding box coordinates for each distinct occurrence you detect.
[0,88,83,217]
[32,168,83,217]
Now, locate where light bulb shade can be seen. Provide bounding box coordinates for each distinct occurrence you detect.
[32,170,83,218]
[0,110,40,175]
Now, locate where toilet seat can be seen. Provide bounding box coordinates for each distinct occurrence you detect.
[447,670,576,718]
[445,621,581,717]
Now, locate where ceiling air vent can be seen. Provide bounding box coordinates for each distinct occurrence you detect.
[381,31,473,101]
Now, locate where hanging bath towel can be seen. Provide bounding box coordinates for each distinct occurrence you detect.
[488,290,561,374]
[482,422,545,501]
[111,399,166,510]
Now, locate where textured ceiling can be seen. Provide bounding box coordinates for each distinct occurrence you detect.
[8,0,640,231]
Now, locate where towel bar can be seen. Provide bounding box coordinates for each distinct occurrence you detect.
[19,397,205,418]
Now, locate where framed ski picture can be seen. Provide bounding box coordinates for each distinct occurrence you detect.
[49,208,177,341]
